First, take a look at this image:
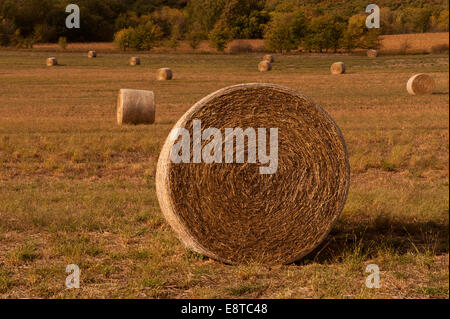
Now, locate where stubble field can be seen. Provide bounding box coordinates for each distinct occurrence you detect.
[0,51,448,298]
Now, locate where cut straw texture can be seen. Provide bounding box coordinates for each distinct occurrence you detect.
[88,50,97,58]
[117,89,155,125]
[157,68,173,80]
[130,57,140,66]
[407,73,435,95]
[367,49,378,58]
[258,61,272,72]
[330,62,345,74]
[46,57,57,66]
[156,83,350,265]
[263,55,274,63]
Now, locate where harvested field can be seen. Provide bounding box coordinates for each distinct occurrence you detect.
[0,51,448,298]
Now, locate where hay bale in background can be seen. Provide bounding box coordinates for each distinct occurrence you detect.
[407,73,435,95]
[258,61,272,72]
[88,50,97,58]
[156,83,350,265]
[330,62,345,74]
[263,55,274,63]
[117,89,155,125]
[367,49,378,58]
[46,57,58,66]
[157,68,173,80]
[130,57,140,66]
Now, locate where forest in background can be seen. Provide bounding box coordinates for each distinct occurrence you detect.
[0,0,448,52]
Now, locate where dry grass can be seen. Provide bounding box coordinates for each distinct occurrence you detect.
[380,33,449,55]
[28,33,449,55]
[0,51,448,298]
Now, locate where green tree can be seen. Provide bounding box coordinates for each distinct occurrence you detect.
[340,14,366,51]
[303,15,344,53]
[185,0,226,37]
[219,0,269,39]
[167,24,181,50]
[264,12,302,53]
[133,21,163,50]
[114,27,135,51]
[209,18,231,51]
[0,18,15,46]
[186,21,203,49]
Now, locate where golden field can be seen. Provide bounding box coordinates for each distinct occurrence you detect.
[0,50,448,298]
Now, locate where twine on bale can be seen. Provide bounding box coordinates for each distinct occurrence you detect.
[263,55,274,63]
[117,89,155,125]
[130,57,140,66]
[258,61,272,72]
[157,68,173,80]
[367,49,378,58]
[407,73,435,95]
[156,83,350,265]
[46,57,57,66]
[88,50,97,58]
[330,62,345,74]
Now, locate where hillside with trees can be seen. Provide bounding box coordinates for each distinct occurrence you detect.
[0,0,448,52]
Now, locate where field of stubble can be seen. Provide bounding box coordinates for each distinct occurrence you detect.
[0,51,448,298]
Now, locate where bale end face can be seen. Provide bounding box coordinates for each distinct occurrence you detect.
[130,57,141,66]
[88,51,97,58]
[407,73,435,95]
[157,68,173,80]
[263,55,274,63]
[46,57,58,66]
[117,89,155,125]
[330,62,345,74]
[258,61,272,72]
[156,83,350,265]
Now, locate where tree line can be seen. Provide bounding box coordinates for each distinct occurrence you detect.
[0,0,448,52]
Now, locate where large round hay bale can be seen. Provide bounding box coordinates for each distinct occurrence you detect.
[117,89,155,125]
[330,62,345,74]
[157,68,173,80]
[88,50,97,58]
[263,55,274,63]
[258,61,272,72]
[156,83,350,265]
[46,57,58,67]
[367,49,378,58]
[130,57,140,66]
[407,73,435,95]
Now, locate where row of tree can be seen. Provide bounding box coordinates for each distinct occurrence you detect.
[0,0,448,52]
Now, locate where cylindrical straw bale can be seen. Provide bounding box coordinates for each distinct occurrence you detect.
[130,57,141,66]
[157,68,173,80]
[258,61,272,72]
[46,57,58,66]
[117,89,155,125]
[407,74,435,95]
[263,55,274,63]
[330,62,345,74]
[156,83,350,265]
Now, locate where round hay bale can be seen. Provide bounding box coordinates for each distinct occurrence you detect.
[117,89,155,125]
[156,83,350,265]
[367,49,378,58]
[46,57,58,67]
[130,57,141,66]
[157,68,173,81]
[263,55,274,63]
[88,50,97,58]
[330,62,345,74]
[407,73,435,95]
[258,61,272,72]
